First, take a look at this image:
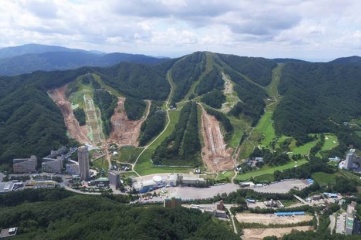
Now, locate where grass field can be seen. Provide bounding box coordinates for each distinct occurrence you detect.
[216,171,235,182]
[235,159,308,181]
[134,149,191,175]
[311,172,337,186]
[254,173,275,183]
[114,146,144,164]
[321,133,339,152]
[254,111,277,148]
[91,157,109,176]
[312,170,361,186]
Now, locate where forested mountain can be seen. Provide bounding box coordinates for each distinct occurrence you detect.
[0,189,238,240]
[0,43,87,59]
[0,44,166,76]
[329,56,361,65]
[274,62,361,147]
[0,51,361,167]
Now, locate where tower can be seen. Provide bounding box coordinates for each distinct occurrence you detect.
[78,146,90,180]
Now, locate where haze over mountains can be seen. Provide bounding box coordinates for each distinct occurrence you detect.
[0,44,166,76]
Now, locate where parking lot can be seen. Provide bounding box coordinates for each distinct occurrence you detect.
[139,183,240,202]
[250,179,309,194]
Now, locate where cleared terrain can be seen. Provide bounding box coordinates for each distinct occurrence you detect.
[243,226,313,240]
[200,105,234,172]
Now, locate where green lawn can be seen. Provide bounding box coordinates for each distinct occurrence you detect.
[91,157,109,176]
[254,111,277,148]
[147,110,180,150]
[321,133,339,152]
[134,149,192,176]
[216,171,235,182]
[312,172,337,186]
[236,159,307,181]
[254,173,275,183]
[114,146,144,164]
[290,138,319,155]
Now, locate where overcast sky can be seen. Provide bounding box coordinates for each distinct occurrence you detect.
[1,0,361,61]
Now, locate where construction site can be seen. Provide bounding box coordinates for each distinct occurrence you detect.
[200,105,234,172]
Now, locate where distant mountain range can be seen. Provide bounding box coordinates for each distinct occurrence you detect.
[0,44,167,76]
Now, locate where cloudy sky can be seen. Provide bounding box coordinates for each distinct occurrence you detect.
[1,0,361,61]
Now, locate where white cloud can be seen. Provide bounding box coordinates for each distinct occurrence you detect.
[0,0,361,60]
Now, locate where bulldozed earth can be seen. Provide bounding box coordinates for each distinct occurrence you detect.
[50,85,149,149]
[200,105,234,172]
[108,98,150,146]
[48,86,90,144]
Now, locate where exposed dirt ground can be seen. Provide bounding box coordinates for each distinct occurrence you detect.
[200,104,234,172]
[242,226,313,240]
[48,86,90,144]
[236,213,313,225]
[108,98,150,146]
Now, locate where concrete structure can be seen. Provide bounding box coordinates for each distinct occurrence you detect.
[13,156,37,173]
[88,177,109,187]
[133,179,159,193]
[346,201,357,235]
[167,174,178,187]
[108,171,120,188]
[180,175,206,186]
[264,199,284,208]
[164,197,182,208]
[41,157,63,173]
[78,146,90,180]
[65,162,80,175]
[274,211,305,217]
[343,149,361,170]
[217,200,225,211]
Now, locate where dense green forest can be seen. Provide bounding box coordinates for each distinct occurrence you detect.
[195,68,224,95]
[152,102,201,166]
[139,102,166,146]
[0,189,238,240]
[201,90,225,109]
[94,62,170,100]
[73,108,86,125]
[93,90,118,136]
[170,52,206,103]
[225,69,267,125]
[274,62,361,147]
[124,97,146,121]
[218,54,277,86]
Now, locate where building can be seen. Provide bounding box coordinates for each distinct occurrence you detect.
[343,149,361,170]
[88,177,109,187]
[217,200,225,210]
[108,171,120,188]
[133,175,166,193]
[164,197,182,208]
[180,175,206,187]
[65,161,80,175]
[78,146,90,180]
[346,201,357,235]
[41,157,63,173]
[167,174,178,187]
[13,156,37,173]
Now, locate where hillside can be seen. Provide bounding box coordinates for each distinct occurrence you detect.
[0,51,361,174]
[0,189,238,240]
[0,44,166,76]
